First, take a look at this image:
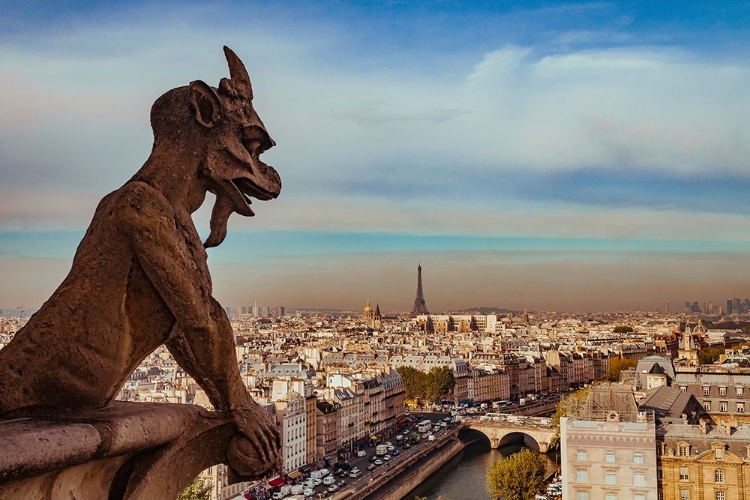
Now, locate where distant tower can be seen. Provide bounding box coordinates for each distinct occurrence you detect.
[410,264,429,317]
[363,299,374,321]
[373,304,382,329]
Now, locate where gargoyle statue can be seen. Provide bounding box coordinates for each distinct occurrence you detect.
[0,47,281,478]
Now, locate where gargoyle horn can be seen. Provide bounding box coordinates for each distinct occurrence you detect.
[221,45,253,100]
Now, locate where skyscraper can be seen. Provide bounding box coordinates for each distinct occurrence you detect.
[409,264,429,317]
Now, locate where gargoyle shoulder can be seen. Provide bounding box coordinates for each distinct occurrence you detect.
[105,181,177,232]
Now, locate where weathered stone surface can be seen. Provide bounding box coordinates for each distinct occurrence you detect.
[0,402,239,500]
[0,47,282,498]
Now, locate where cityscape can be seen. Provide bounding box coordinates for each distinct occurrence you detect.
[3,263,750,499]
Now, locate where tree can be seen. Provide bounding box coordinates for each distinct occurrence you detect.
[397,366,427,401]
[698,346,724,365]
[607,357,637,381]
[425,366,455,404]
[613,325,634,334]
[178,476,212,500]
[486,448,548,500]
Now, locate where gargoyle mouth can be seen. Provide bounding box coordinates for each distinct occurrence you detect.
[233,177,278,202]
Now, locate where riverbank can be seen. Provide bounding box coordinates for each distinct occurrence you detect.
[330,426,466,500]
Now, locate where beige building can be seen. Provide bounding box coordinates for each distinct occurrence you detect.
[659,421,750,500]
[561,385,657,500]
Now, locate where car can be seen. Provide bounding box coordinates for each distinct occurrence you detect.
[386,445,394,452]
[402,443,410,449]
[323,476,336,486]
[272,493,284,500]
[369,455,377,462]
[383,454,391,461]
[357,449,366,457]
[312,478,322,486]
[374,459,383,466]
[327,485,338,493]
[303,488,314,498]
[385,442,392,447]
[337,480,346,487]
[335,469,347,477]
[392,449,399,456]
[367,464,376,471]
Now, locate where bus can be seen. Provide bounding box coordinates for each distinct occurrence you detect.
[416,420,432,433]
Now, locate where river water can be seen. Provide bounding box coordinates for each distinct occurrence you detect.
[406,440,558,500]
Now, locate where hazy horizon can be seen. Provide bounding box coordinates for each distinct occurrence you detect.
[3,1,750,313]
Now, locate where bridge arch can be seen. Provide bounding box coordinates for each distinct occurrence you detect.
[467,420,556,454]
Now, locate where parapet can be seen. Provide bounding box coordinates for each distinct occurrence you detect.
[0,402,239,500]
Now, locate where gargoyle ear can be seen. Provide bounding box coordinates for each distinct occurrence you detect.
[189,80,221,128]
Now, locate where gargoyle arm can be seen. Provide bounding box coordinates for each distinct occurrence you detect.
[116,182,250,412]
[116,182,215,335]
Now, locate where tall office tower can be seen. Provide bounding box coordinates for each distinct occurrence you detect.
[727,300,734,315]
[409,263,429,317]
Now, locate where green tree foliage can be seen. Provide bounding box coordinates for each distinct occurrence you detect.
[396,366,426,401]
[698,346,724,365]
[178,476,212,500]
[425,366,456,403]
[607,357,638,382]
[486,448,548,500]
[613,325,634,334]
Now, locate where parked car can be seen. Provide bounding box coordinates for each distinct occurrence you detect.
[357,449,366,457]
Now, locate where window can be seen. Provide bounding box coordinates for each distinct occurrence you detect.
[680,490,690,500]
[605,494,617,500]
[633,471,645,486]
[679,445,689,457]
[680,386,687,392]
[605,471,617,485]
[737,386,744,397]
[715,447,724,460]
[716,492,725,500]
[719,386,727,396]
[703,386,710,396]
[704,402,711,411]
[680,466,689,481]
[738,402,745,413]
[715,468,724,483]
[577,450,587,461]
[634,495,645,500]
[634,452,644,464]
[576,493,589,500]
[576,470,588,482]
[606,450,616,463]
[720,401,728,412]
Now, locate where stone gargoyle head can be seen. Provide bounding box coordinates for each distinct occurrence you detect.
[147,46,281,247]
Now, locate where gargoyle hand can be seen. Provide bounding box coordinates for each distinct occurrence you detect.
[227,401,282,478]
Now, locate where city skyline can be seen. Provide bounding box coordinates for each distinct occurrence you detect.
[3,1,750,312]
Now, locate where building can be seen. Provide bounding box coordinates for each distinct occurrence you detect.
[658,420,750,500]
[561,385,658,500]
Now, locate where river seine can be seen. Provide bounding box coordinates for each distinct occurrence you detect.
[406,440,558,500]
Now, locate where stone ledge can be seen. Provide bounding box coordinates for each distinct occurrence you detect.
[0,402,238,500]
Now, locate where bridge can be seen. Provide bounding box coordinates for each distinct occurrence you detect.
[464,415,557,453]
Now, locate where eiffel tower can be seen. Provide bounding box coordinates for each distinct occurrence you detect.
[410,263,429,317]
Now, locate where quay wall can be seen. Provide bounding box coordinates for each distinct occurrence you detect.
[375,438,465,500]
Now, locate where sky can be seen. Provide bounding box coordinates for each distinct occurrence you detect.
[2,1,750,313]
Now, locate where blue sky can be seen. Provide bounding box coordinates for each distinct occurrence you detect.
[2,1,750,312]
